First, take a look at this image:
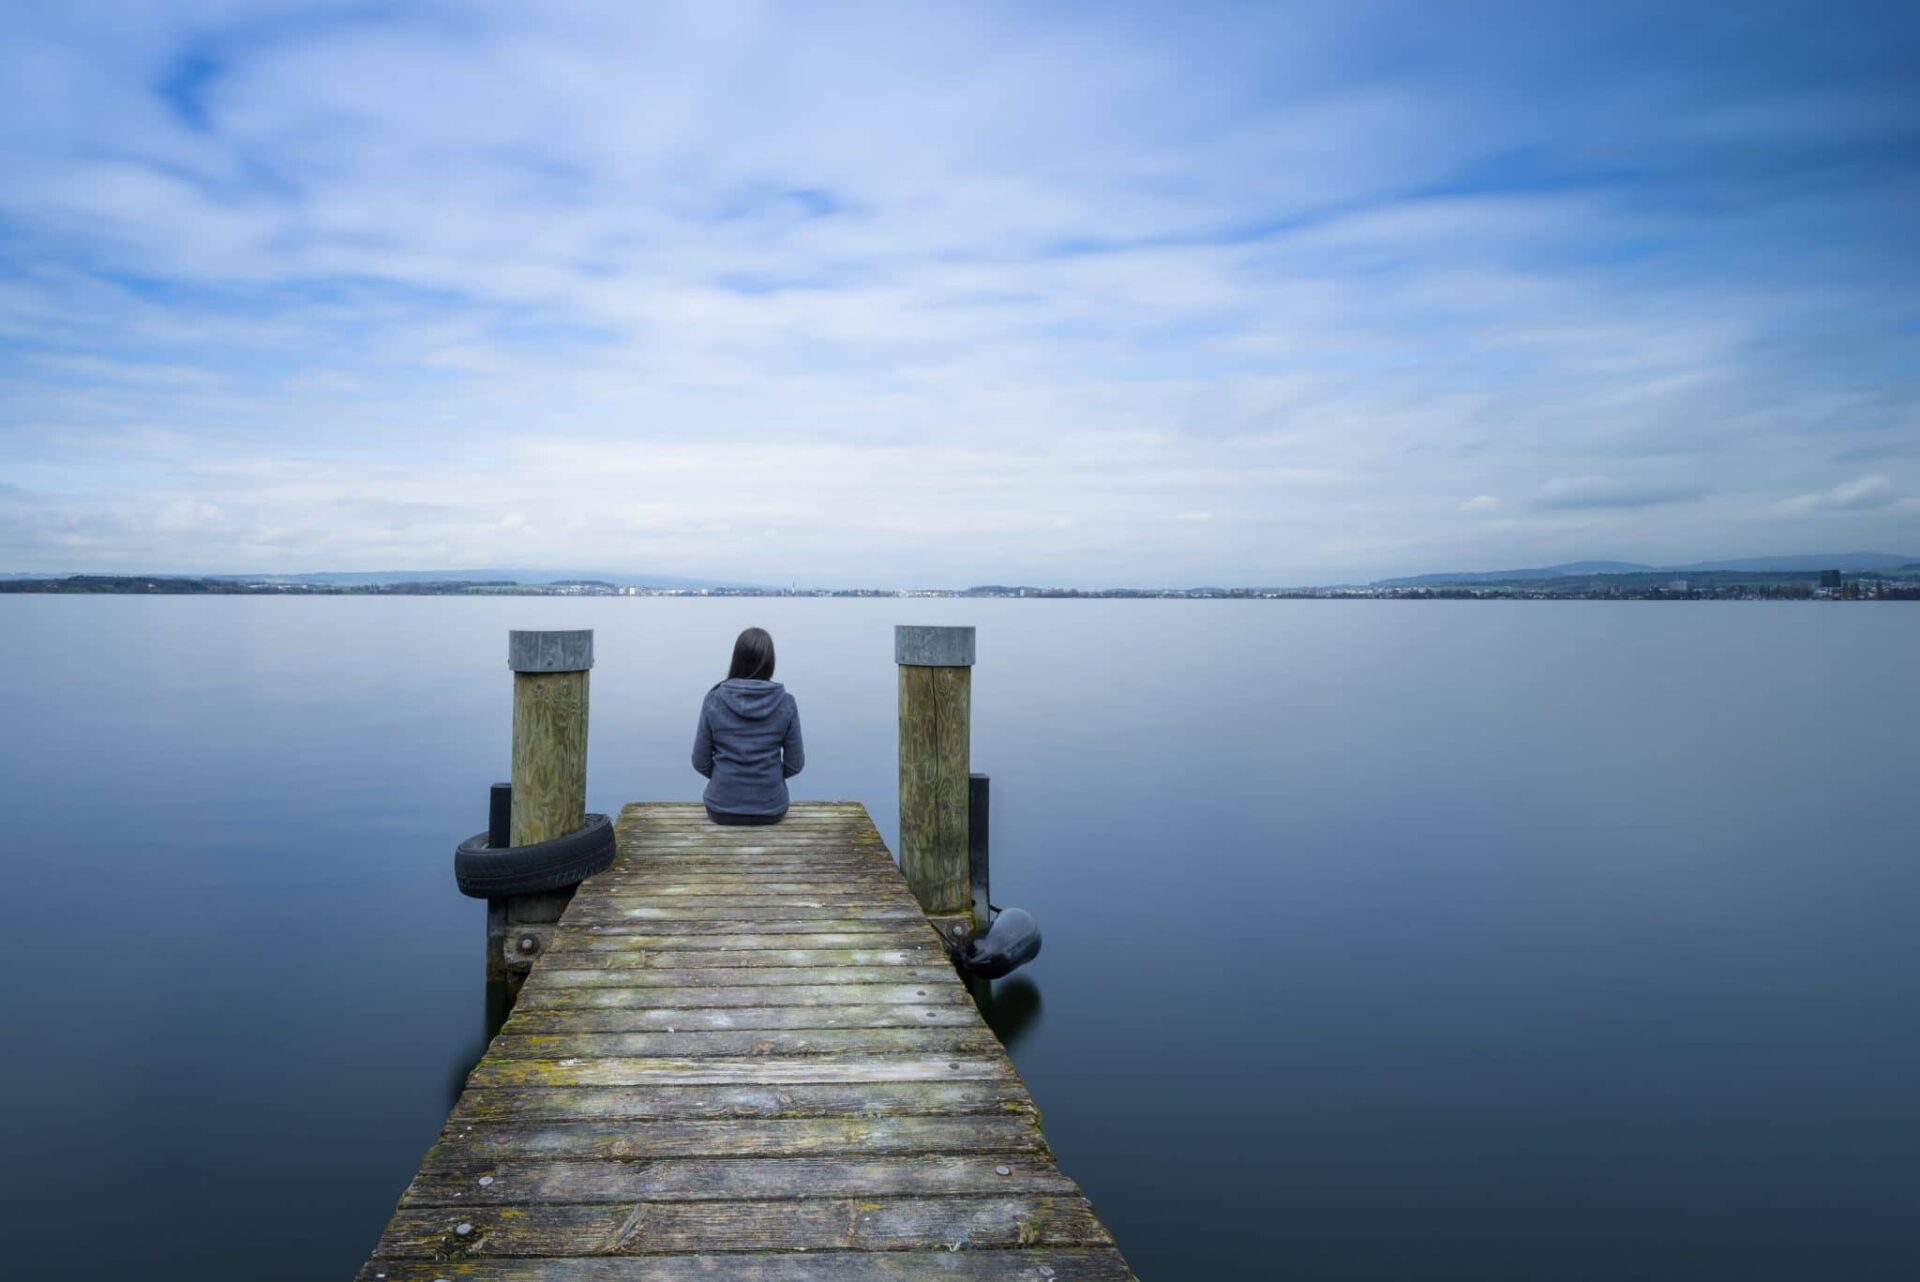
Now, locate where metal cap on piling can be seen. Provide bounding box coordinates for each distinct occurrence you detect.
[509,629,594,673]
[895,625,975,668]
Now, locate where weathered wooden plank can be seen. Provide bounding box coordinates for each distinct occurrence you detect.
[573,918,940,937]
[600,858,895,871]
[614,836,879,844]
[623,801,863,812]
[547,930,937,952]
[566,902,924,922]
[606,842,886,852]
[576,882,913,902]
[611,834,879,843]
[618,840,873,849]
[616,853,885,860]
[529,947,940,971]
[625,806,864,816]
[593,878,908,894]
[487,1026,1000,1058]
[377,1194,1109,1257]
[449,1081,1035,1124]
[610,859,888,871]
[515,983,969,1011]
[525,965,956,989]
[583,875,906,898]
[620,820,874,832]
[466,1055,1014,1089]
[402,1154,1077,1206]
[612,844,881,855]
[611,845,878,856]
[621,822,867,833]
[594,869,907,885]
[504,1006,980,1034]
[618,815,868,826]
[622,810,865,821]
[424,1114,1045,1163]
[599,850,887,868]
[610,852,881,861]
[360,1249,1136,1281]
[586,891,912,907]
[584,899,902,915]
[610,826,871,840]
[625,808,864,816]
[622,818,867,825]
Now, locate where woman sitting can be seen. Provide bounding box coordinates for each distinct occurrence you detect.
[691,626,805,825]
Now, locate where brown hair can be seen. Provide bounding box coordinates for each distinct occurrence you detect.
[728,627,776,681]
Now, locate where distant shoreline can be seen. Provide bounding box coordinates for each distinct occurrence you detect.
[2,573,1915,601]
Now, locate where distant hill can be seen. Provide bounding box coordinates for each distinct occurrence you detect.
[1669,552,1916,573]
[1375,552,1915,588]
[1375,561,1654,588]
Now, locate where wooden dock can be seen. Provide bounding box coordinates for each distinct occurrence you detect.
[361,801,1132,1280]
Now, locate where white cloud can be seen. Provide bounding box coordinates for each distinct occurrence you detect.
[1534,476,1707,511]
[0,1,1916,581]
[1781,474,1898,513]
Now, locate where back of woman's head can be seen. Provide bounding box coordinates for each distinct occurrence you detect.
[728,627,776,681]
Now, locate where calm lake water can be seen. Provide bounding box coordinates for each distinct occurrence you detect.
[1,597,1916,1278]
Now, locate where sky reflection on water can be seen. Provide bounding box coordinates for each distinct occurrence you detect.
[1,597,1915,1278]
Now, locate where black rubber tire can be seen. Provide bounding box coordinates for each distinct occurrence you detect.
[453,813,615,898]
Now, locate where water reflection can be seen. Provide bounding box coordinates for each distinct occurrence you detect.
[447,1022,496,1112]
[968,974,1044,1053]
[8,597,1918,1280]
[483,979,512,1043]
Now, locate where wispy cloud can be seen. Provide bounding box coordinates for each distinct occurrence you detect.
[1534,476,1707,511]
[1,1,1916,582]
[1781,474,1899,513]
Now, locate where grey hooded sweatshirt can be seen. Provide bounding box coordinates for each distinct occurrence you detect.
[692,679,805,819]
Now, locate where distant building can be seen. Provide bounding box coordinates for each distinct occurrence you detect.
[1668,579,1689,594]
[1820,569,1842,589]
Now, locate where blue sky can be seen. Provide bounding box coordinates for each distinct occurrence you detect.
[1,0,1915,584]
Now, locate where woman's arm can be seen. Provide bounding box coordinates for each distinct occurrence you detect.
[782,703,805,778]
[691,703,714,778]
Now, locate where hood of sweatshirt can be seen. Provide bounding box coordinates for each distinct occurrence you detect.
[710,678,787,720]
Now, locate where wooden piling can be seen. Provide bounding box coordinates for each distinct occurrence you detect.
[509,631,592,846]
[896,625,975,931]
[493,629,595,1005]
